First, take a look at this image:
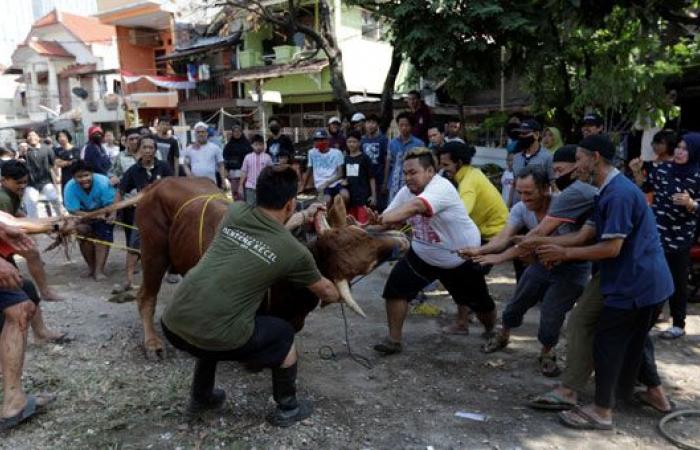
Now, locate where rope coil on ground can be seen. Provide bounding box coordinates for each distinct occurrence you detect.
[658,409,700,450]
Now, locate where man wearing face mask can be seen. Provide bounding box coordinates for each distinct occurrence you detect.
[81,126,112,176]
[266,117,294,165]
[508,119,554,208]
[300,129,344,205]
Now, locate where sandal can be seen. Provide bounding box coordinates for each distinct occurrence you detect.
[528,392,576,411]
[539,352,562,377]
[632,391,675,413]
[441,323,469,335]
[558,406,613,430]
[481,333,509,353]
[0,393,54,431]
[659,326,685,340]
[373,338,402,355]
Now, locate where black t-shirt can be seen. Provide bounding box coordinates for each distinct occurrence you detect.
[223,137,253,171]
[344,153,373,207]
[266,134,294,164]
[23,145,55,189]
[120,159,173,194]
[56,147,81,188]
[154,136,180,174]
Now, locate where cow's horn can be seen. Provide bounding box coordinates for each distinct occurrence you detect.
[335,279,366,318]
[314,211,331,235]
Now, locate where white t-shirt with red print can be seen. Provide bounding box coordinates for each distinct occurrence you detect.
[386,175,481,268]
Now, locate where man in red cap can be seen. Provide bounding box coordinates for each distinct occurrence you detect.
[81,126,111,175]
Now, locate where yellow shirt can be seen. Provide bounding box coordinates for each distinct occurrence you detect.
[454,165,508,239]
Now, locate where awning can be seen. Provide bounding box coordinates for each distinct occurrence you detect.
[121,70,195,90]
[156,33,241,62]
[229,59,328,83]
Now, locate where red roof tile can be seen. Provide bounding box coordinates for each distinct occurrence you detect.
[28,40,74,58]
[34,9,115,44]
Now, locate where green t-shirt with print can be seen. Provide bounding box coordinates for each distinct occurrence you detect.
[0,187,21,215]
[162,202,322,350]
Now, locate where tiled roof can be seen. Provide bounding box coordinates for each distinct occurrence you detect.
[28,40,73,58]
[34,9,115,44]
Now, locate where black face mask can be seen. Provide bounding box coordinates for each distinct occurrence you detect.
[91,135,102,145]
[516,136,535,151]
[555,169,576,191]
[269,125,281,134]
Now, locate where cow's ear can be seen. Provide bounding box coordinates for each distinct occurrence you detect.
[327,195,347,228]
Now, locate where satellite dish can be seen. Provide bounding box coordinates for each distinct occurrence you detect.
[72,87,89,99]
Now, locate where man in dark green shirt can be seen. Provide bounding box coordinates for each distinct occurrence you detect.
[162,166,340,427]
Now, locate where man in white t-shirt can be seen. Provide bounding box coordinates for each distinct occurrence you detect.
[300,129,344,205]
[183,122,229,190]
[367,148,496,355]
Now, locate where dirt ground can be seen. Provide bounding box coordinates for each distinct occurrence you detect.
[1,234,699,450]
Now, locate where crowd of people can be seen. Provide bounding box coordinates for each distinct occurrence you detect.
[0,94,697,434]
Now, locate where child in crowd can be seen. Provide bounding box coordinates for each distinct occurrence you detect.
[340,131,376,224]
[238,135,272,207]
[501,152,515,207]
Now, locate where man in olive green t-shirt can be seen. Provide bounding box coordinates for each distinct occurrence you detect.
[162,166,340,427]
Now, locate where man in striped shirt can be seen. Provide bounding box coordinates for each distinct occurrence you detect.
[238,135,273,206]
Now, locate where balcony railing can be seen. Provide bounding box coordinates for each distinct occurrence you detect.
[178,74,237,106]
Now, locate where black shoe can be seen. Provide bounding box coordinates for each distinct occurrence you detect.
[373,339,402,355]
[187,388,226,415]
[266,399,313,427]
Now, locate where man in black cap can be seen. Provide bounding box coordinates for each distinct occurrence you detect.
[508,119,554,208]
[581,113,604,138]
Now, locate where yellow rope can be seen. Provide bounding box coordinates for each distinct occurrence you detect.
[171,193,232,257]
[75,235,141,254]
[109,219,139,230]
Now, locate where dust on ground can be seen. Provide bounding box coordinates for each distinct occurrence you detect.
[2,235,699,450]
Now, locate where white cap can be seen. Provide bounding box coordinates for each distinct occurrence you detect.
[328,116,341,125]
[193,121,208,131]
[351,112,366,123]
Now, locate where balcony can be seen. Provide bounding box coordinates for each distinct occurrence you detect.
[177,74,237,111]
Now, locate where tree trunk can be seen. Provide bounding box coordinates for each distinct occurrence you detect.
[379,48,403,133]
[318,1,354,119]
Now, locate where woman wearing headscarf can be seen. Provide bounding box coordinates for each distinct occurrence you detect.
[541,127,563,153]
[223,122,253,199]
[644,132,700,339]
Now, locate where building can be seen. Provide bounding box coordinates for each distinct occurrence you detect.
[7,9,122,137]
[95,0,179,127]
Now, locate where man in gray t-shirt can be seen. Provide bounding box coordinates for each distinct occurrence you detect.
[472,147,596,376]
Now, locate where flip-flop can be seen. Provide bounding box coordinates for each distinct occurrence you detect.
[558,406,613,430]
[441,324,469,335]
[632,391,676,413]
[528,392,576,411]
[481,334,509,353]
[0,395,38,431]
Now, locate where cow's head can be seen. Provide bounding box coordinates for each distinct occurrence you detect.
[311,196,409,317]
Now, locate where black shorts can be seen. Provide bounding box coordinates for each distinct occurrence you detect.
[0,279,41,330]
[87,219,114,242]
[382,248,495,313]
[162,315,294,369]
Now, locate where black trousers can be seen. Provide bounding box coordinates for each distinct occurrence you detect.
[665,249,690,329]
[593,304,659,409]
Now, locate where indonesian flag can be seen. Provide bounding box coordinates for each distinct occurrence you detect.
[121,70,195,90]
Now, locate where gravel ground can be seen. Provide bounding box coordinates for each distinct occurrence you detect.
[1,234,699,450]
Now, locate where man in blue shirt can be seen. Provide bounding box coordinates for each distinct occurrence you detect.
[535,135,673,430]
[64,160,116,281]
[384,112,424,203]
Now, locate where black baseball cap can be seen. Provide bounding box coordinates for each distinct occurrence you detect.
[513,119,542,133]
[579,135,615,161]
[582,113,603,127]
[552,144,577,163]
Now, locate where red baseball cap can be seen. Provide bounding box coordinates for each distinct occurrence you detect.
[88,125,104,137]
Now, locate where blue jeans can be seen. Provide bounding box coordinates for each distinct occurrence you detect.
[502,261,590,348]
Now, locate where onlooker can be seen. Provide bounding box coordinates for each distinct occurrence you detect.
[542,127,563,153]
[385,112,424,203]
[117,135,172,291]
[340,131,375,223]
[0,160,63,302]
[370,148,494,355]
[406,90,432,143]
[509,119,554,208]
[103,130,121,163]
[21,130,60,218]
[82,126,112,176]
[110,128,142,258]
[580,113,604,138]
[444,118,464,143]
[238,135,272,207]
[644,133,700,340]
[327,116,346,153]
[501,153,515,205]
[154,116,181,176]
[53,130,79,192]
[267,117,294,165]
[184,122,229,190]
[223,122,253,198]
[629,129,676,187]
[300,129,344,205]
[361,114,388,209]
[427,125,445,154]
[63,161,116,281]
[351,112,366,135]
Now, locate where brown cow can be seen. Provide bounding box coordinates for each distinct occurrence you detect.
[117,177,407,358]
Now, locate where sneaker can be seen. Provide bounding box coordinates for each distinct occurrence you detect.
[267,399,313,427]
[659,326,685,340]
[373,339,403,355]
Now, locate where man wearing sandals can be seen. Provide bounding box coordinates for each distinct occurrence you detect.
[460,156,595,376]
[529,135,672,430]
